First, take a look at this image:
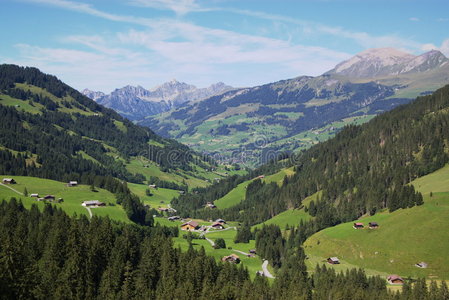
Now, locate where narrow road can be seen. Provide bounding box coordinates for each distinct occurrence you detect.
[233,249,252,256]
[84,207,93,218]
[0,183,24,195]
[205,237,215,246]
[262,260,275,278]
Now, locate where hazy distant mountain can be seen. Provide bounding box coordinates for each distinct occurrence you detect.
[327,48,449,78]
[81,88,105,101]
[143,48,449,166]
[82,80,233,120]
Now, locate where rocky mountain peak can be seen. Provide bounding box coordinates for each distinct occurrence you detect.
[327,47,448,79]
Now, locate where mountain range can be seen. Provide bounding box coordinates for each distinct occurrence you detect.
[83,80,233,120]
[139,48,449,165]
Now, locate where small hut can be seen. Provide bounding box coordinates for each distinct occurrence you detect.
[369,222,379,229]
[327,257,340,264]
[353,222,364,229]
[387,275,404,285]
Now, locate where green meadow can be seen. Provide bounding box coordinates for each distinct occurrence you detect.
[128,183,180,209]
[0,175,129,222]
[214,167,295,209]
[303,164,449,280]
[252,209,311,230]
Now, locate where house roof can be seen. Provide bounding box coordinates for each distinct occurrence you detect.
[83,200,102,205]
[181,220,199,228]
[329,257,339,261]
[369,222,378,225]
[3,178,13,181]
[387,275,403,281]
[211,222,224,227]
[215,218,226,223]
[354,222,364,226]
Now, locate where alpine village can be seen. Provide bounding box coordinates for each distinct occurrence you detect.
[1,1,449,300]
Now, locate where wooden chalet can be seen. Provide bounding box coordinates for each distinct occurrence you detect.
[67,181,78,187]
[82,200,105,207]
[205,202,217,209]
[327,257,340,264]
[215,218,226,224]
[387,275,404,285]
[249,249,257,254]
[30,193,39,198]
[168,216,181,221]
[148,184,156,188]
[44,195,55,200]
[180,220,199,231]
[221,254,240,264]
[211,222,225,229]
[2,178,16,184]
[353,222,364,229]
[369,222,379,229]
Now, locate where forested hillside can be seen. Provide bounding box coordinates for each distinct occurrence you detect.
[175,84,449,230]
[0,64,217,224]
[6,198,449,299]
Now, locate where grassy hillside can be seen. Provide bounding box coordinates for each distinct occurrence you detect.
[303,164,449,280]
[128,183,179,209]
[0,175,129,222]
[214,167,294,209]
[252,209,311,230]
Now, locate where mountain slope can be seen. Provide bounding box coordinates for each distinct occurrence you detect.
[83,80,233,120]
[304,164,449,280]
[144,48,449,166]
[0,64,224,187]
[173,84,449,230]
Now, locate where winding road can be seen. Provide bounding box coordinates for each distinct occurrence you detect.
[262,260,275,278]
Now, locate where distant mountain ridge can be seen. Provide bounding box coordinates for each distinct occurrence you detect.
[82,80,233,120]
[141,48,449,166]
[327,48,448,78]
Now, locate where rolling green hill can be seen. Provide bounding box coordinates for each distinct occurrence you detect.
[0,175,129,222]
[303,164,449,280]
[214,167,294,209]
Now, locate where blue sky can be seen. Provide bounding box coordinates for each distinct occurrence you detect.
[1,0,449,93]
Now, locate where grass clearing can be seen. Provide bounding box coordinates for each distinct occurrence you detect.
[128,183,180,209]
[303,164,449,280]
[252,209,311,230]
[0,175,129,222]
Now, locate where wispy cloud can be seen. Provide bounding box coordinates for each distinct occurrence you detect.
[128,0,213,15]
[409,17,420,22]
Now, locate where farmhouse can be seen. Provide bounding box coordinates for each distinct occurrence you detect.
[353,222,364,229]
[180,220,199,231]
[215,218,226,224]
[387,275,404,285]
[257,175,265,179]
[148,184,156,188]
[205,202,217,209]
[30,193,39,198]
[249,249,257,254]
[81,200,105,207]
[211,222,225,229]
[222,254,240,264]
[369,222,379,229]
[44,195,55,200]
[67,181,78,187]
[2,178,16,184]
[327,257,340,264]
[168,216,181,221]
[158,207,168,212]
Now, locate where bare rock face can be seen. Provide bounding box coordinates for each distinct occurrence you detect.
[327,47,448,79]
[82,80,233,120]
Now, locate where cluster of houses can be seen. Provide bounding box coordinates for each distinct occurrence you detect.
[353,222,379,229]
[31,194,63,203]
[180,218,227,231]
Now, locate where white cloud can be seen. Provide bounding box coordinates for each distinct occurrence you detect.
[409,17,420,22]
[128,0,211,15]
